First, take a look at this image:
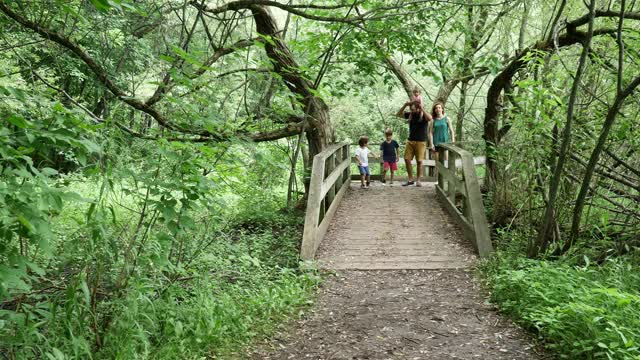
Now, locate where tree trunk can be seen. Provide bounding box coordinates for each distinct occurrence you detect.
[530,0,597,257]
[567,75,640,250]
[249,5,334,173]
[375,44,414,98]
[433,80,459,105]
[455,80,468,143]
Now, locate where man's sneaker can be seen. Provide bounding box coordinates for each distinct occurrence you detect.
[402,181,415,186]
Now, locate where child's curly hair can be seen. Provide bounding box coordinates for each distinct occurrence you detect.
[358,136,369,146]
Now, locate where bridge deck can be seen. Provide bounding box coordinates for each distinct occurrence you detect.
[317,182,477,270]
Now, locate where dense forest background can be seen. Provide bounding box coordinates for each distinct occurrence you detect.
[1,0,639,358]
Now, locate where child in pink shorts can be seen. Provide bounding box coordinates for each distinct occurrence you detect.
[379,128,400,185]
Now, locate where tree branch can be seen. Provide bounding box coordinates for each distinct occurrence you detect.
[0,2,199,135]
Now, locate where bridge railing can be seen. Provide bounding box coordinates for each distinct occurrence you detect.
[436,143,493,257]
[301,142,351,260]
[348,141,485,182]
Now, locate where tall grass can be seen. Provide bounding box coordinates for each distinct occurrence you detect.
[1,174,320,359]
[481,253,640,359]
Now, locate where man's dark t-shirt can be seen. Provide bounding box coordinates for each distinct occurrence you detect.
[380,139,399,163]
[404,111,428,141]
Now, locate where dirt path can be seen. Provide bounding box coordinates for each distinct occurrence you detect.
[249,270,544,359]
[247,183,546,359]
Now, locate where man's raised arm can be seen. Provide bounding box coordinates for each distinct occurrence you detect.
[396,101,410,119]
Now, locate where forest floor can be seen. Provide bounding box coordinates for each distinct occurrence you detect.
[245,183,549,359]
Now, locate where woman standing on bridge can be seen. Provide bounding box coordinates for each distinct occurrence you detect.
[429,102,455,171]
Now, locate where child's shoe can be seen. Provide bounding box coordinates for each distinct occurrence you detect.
[366,181,370,187]
[360,184,366,189]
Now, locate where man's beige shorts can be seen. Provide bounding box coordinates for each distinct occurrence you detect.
[404,141,426,161]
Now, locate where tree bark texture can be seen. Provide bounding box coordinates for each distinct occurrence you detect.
[249,5,334,158]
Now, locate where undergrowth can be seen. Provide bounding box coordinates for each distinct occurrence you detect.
[2,201,320,359]
[481,250,640,359]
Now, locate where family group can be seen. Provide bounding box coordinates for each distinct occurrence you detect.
[354,87,455,188]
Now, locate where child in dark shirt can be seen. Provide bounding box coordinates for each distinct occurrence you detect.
[379,128,400,185]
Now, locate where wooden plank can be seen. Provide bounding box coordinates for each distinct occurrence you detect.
[330,232,442,237]
[301,154,326,260]
[324,250,461,256]
[321,158,350,198]
[325,255,463,262]
[460,153,494,257]
[316,142,347,160]
[436,162,465,197]
[324,262,469,270]
[301,142,351,260]
[434,144,493,258]
[436,186,475,244]
[447,154,457,201]
[326,243,455,248]
[324,155,335,215]
[436,162,455,180]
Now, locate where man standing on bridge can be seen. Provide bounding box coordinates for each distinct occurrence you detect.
[396,88,432,187]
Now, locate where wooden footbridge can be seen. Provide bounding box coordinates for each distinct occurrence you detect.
[301,143,493,270]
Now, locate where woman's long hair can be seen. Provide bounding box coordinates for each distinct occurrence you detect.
[431,102,444,120]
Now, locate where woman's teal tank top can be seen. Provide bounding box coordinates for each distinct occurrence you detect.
[433,116,450,146]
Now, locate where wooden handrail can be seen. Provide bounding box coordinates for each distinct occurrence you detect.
[435,143,493,257]
[347,142,485,181]
[301,142,351,260]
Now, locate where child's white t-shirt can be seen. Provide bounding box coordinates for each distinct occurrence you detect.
[355,147,369,167]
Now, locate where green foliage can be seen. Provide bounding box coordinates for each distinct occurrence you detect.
[1,176,320,358]
[482,252,640,359]
[0,89,99,297]
[95,209,319,359]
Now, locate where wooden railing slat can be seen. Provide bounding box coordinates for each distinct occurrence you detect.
[460,153,493,257]
[321,158,351,199]
[301,154,327,259]
[435,144,493,257]
[301,142,350,260]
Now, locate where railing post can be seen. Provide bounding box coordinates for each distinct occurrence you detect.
[460,154,493,257]
[301,142,352,260]
[447,152,456,202]
[301,155,326,260]
[434,143,494,258]
[343,144,350,186]
[427,149,435,178]
[335,148,343,188]
[437,147,445,190]
[326,153,336,208]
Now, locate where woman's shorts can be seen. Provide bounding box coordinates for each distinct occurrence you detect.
[435,143,448,151]
[404,141,426,161]
[383,161,398,171]
[358,165,370,175]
